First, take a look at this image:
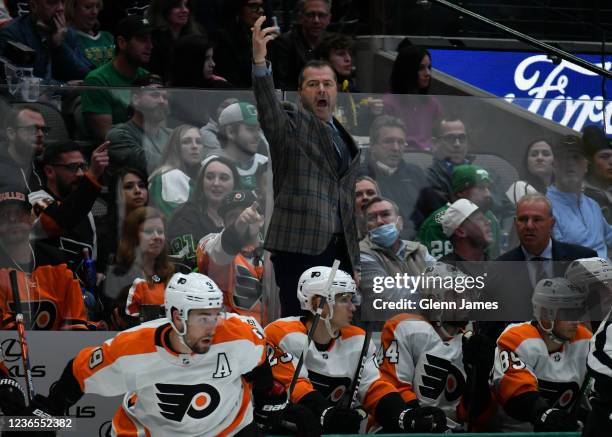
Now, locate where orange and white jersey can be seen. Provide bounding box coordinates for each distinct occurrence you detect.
[125,278,166,317]
[71,315,266,437]
[492,321,591,429]
[264,317,395,415]
[0,265,88,330]
[378,314,466,424]
[197,233,265,323]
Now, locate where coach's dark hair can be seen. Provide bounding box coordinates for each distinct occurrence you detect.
[298,60,337,90]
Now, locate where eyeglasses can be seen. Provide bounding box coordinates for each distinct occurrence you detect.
[441,133,467,145]
[303,11,330,20]
[245,2,264,12]
[50,162,88,173]
[16,125,50,135]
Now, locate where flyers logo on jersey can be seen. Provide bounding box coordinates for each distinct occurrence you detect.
[418,354,466,402]
[9,300,56,330]
[155,383,221,422]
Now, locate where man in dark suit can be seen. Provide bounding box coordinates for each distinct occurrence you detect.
[251,16,360,316]
[485,193,596,326]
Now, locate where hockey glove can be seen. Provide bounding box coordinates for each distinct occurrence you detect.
[320,405,367,434]
[253,381,288,430]
[533,407,582,432]
[14,394,59,437]
[281,404,322,437]
[399,406,448,433]
[0,377,26,415]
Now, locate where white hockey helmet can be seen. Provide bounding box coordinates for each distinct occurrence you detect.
[565,257,612,292]
[532,277,586,324]
[420,262,472,324]
[165,272,224,335]
[297,266,356,313]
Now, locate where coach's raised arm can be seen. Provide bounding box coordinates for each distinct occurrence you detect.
[250,16,361,317]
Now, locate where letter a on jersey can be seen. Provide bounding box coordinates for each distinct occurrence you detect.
[213,353,232,378]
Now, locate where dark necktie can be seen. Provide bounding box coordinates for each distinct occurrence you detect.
[329,122,350,175]
[531,256,548,285]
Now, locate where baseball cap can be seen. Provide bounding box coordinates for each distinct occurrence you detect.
[115,16,153,41]
[441,199,480,237]
[0,186,31,210]
[553,135,585,157]
[218,190,258,217]
[451,165,491,194]
[218,102,259,127]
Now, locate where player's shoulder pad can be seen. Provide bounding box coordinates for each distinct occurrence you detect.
[571,324,593,342]
[497,322,541,352]
[214,313,265,345]
[103,320,163,357]
[264,317,306,346]
[339,324,365,340]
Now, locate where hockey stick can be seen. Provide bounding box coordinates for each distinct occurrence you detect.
[341,321,372,409]
[287,259,341,400]
[9,269,35,402]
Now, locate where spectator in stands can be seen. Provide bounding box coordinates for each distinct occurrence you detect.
[36,140,109,279]
[506,139,554,205]
[359,115,426,238]
[0,0,93,84]
[355,175,379,239]
[105,206,174,327]
[168,35,230,89]
[583,125,612,223]
[197,190,265,322]
[167,35,232,127]
[417,164,501,259]
[212,0,265,88]
[200,97,239,155]
[428,116,470,196]
[439,198,492,276]
[0,185,91,330]
[0,106,47,193]
[208,102,268,190]
[314,32,381,135]
[106,74,171,176]
[360,196,434,306]
[547,135,612,258]
[81,14,152,141]
[167,155,240,269]
[146,0,201,81]
[96,167,148,273]
[149,124,204,216]
[65,0,114,67]
[384,43,442,151]
[269,0,330,90]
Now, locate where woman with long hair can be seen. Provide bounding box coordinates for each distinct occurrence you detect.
[65,0,115,67]
[96,167,149,272]
[384,42,443,151]
[167,156,240,269]
[506,139,554,205]
[108,207,174,327]
[149,125,204,217]
[146,0,202,80]
[167,34,232,127]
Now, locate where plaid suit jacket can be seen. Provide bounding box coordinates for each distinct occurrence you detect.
[252,72,361,270]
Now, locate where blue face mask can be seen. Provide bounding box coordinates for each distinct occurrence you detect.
[369,221,399,247]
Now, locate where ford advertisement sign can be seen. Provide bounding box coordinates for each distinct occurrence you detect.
[430,49,612,134]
